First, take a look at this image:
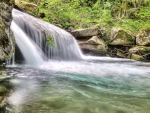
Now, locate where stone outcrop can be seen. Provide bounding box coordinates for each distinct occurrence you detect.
[71,27,102,39]
[129,46,150,55]
[0,0,14,62]
[78,36,107,56]
[136,25,150,45]
[108,27,135,45]
[14,0,38,16]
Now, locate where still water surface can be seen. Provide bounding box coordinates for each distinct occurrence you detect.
[4,59,150,113]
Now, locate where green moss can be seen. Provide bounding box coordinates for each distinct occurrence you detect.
[46,35,55,48]
[131,54,145,61]
[139,24,150,33]
[15,0,38,16]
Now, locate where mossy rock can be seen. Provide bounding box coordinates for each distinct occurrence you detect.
[0,0,15,62]
[130,54,144,61]
[0,85,7,95]
[129,46,150,55]
[136,24,150,45]
[108,27,135,46]
[15,0,38,16]
[116,51,126,58]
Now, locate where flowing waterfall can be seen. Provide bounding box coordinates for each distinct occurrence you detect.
[11,21,45,66]
[12,9,83,64]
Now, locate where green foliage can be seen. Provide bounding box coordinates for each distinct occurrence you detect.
[21,0,150,32]
[46,35,55,48]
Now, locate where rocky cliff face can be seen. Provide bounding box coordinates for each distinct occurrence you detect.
[0,0,14,63]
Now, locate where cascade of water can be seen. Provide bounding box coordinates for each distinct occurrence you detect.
[11,21,45,66]
[12,9,83,61]
[12,53,15,66]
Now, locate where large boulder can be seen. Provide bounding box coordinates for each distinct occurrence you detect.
[129,46,150,55]
[0,0,14,62]
[108,27,135,46]
[129,46,150,61]
[79,36,107,56]
[129,54,144,61]
[136,25,150,45]
[71,27,102,39]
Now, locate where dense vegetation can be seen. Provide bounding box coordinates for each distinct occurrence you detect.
[18,0,150,33]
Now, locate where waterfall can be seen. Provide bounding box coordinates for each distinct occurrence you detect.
[11,21,45,66]
[11,9,83,65]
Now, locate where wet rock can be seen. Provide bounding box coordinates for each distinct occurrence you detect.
[116,51,126,58]
[0,85,6,95]
[79,36,107,56]
[116,110,127,113]
[129,46,150,55]
[48,100,66,109]
[128,46,150,61]
[108,27,135,46]
[136,25,150,45]
[84,108,95,113]
[0,96,7,112]
[107,45,130,58]
[0,0,15,62]
[130,54,144,61]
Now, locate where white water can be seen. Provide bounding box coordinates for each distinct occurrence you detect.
[12,9,83,62]
[11,9,133,66]
[11,21,45,66]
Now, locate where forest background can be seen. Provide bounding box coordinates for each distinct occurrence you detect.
[16,0,150,33]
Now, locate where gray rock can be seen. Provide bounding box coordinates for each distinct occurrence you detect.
[136,26,150,45]
[71,27,101,39]
[79,36,107,55]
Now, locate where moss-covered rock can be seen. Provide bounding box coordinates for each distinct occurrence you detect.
[0,0,15,62]
[116,51,126,58]
[136,25,150,46]
[129,46,150,55]
[15,0,38,16]
[0,85,6,95]
[130,54,144,61]
[108,27,135,46]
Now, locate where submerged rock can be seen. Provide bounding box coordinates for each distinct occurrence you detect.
[0,85,7,95]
